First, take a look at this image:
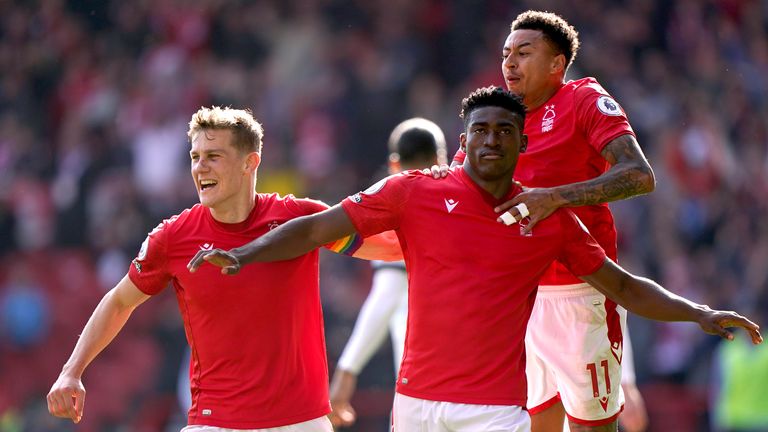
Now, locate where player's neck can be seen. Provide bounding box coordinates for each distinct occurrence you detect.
[524,81,564,111]
[463,165,514,199]
[208,192,257,224]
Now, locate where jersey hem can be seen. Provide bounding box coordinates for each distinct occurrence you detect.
[187,406,330,429]
[395,388,526,406]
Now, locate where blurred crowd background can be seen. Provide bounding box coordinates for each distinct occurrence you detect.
[1,0,767,431]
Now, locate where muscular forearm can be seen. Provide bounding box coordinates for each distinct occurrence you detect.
[234,216,327,264]
[61,289,137,378]
[608,273,708,322]
[553,162,654,207]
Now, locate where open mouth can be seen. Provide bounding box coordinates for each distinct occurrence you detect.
[199,179,218,192]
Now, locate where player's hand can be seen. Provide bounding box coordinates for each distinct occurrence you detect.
[697,309,762,344]
[47,375,85,424]
[619,382,648,432]
[425,164,450,179]
[328,369,358,428]
[495,187,561,234]
[328,399,356,428]
[187,249,241,275]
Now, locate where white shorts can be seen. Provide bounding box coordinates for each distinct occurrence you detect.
[525,283,625,426]
[393,393,530,432]
[180,416,333,432]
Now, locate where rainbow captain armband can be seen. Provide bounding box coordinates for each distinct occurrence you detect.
[327,233,364,256]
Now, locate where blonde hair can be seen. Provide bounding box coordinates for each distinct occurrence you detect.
[187,106,264,154]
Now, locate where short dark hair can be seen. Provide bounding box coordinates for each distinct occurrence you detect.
[460,86,526,128]
[511,10,580,70]
[388,118,447,165]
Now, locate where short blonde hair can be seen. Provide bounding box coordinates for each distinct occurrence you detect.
[187,106,264,154]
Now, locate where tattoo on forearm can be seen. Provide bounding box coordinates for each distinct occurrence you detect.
[560,169,651,205]
[559,135,654,206]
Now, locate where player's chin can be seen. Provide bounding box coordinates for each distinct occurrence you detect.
[198,194,218,208]
[476,164,513,181]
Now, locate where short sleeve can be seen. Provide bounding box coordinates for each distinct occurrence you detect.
[291,197,330,216]
[128,221,173,295]
[555,209,607,277]
[574,81,635,154]
[340,173,411,237]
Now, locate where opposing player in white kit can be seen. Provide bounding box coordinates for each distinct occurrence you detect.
[328,118,447,427]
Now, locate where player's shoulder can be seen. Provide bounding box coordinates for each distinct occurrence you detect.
[160,205,198,230]
[569,77,625,116]
[146,205,199,241]
[368,170,429,189]
[568,77,609,95]
[263,192,329,216]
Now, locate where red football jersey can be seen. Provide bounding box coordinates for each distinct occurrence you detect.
[341,168,606,405]
[129,193,331,429]
[454,77,634,284]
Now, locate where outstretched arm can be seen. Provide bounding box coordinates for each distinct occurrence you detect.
[47,275,151,423]
[581,259,762,344]
[188,204,357,274]
[497,134,655,233]
[338,230,402,262]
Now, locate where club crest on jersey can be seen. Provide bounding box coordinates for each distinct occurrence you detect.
[541,105,556,132]
[597,96,622,116]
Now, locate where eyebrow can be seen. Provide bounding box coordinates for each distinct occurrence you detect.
[189,148,225,156]
[503,41,532,53]
[470,119,518,128]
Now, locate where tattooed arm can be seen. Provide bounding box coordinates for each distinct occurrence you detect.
[496,134,655,233]
[560,134,655,205]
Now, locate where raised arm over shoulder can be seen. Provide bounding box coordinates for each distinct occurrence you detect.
[557,134,655,206]
[188,204,359,274]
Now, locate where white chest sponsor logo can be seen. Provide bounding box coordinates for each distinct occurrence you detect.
[444,198,459,213]
[541,104,556,132]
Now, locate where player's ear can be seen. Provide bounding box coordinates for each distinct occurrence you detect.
[520,134,528,153]
[245,152,261,172]
[551,53,566,75]
[459,133,467,152]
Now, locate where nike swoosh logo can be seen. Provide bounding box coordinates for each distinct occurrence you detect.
[444,199,458,213]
